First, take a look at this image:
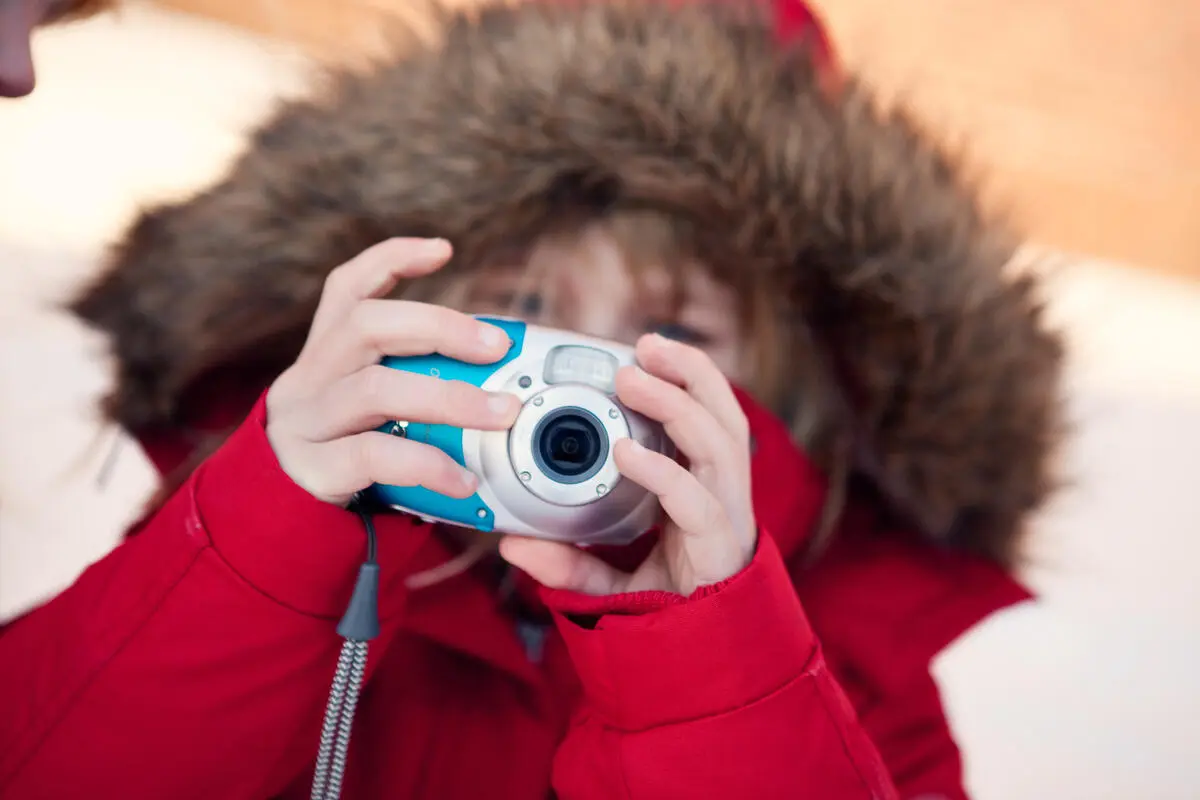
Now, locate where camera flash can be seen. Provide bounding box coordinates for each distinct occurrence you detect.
[543,345,619,394]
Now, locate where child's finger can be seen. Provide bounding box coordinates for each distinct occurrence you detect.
[306,237,452,343]
[615,365,740,482]
[634,333,749,445]
[295,367,519,442]
[614,439,736,545]
[614,439,749,584]
[498,536,630,596]
[285,432,478,506]
[309,299,511,380]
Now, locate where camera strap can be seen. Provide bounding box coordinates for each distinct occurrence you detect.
[310,498,381,800]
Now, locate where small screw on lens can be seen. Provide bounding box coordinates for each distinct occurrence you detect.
[519,375,532,389]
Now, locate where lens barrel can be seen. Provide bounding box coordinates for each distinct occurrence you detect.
[531,408,609,484]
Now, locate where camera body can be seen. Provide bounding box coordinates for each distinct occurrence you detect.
[365,318,672,546]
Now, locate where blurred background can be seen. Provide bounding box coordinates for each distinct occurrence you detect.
[1,1,1198,797]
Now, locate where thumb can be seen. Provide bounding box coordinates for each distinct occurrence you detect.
[498,536,628,596]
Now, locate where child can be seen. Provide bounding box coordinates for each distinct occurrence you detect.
[0,2,1064,798]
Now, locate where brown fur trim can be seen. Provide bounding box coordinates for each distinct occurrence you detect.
[70,1,1066,566]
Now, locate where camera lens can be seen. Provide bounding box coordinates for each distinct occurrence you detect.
[532,408,608,484]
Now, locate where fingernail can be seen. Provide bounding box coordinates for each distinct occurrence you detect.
[488,392,516,414]
[411,239,450,263]
[459,468,479,491]
[634,366,651,381]
[479,324,507,349]
[422,238,450,255]
[627,438,646,453]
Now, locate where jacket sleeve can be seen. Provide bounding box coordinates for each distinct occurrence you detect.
[540,532,901,800]
[0,394,427,799]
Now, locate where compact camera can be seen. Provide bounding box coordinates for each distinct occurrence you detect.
[364,318,673,546]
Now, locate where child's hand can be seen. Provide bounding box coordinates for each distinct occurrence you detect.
[265,238,520,507]
[501,333,757,597]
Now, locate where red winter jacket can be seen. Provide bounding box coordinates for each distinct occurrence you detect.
[0,374,1028,799]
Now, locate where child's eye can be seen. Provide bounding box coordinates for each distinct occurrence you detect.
[516,293,543,315]
[649,322,710,345]
[475,292,543,316]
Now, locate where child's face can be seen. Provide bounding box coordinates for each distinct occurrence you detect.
[460,222,749,385]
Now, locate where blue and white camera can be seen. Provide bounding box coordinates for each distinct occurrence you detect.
[364,318,672,546]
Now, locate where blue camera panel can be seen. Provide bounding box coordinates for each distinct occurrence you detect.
[365,317,527,530]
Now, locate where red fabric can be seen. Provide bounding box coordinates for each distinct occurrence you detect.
[771,0,836,72]
[0,376,1029,799]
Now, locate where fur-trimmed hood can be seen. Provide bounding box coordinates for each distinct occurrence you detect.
[70,0,1065,566]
